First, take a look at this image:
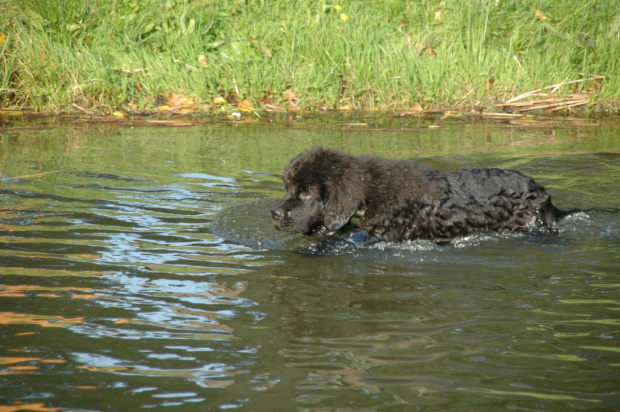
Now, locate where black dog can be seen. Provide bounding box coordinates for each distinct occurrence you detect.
[271,147,566,244]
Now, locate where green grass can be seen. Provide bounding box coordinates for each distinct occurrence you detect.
[1,0,619,114]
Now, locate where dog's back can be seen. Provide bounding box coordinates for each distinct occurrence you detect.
[443,168,564,233]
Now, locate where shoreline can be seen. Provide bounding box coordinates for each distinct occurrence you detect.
[2,1,619,115]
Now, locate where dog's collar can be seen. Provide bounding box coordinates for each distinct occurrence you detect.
[348,203,366,227]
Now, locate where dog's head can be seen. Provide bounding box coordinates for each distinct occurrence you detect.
[271,147,364,235]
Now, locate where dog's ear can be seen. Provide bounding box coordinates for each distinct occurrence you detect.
[324,183,360,231]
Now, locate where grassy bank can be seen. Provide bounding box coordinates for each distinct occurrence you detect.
[1,0,619,115]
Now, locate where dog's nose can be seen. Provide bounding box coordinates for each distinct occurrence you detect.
[271,208,284,220]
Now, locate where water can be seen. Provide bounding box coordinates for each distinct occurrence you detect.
[0,116,619,411]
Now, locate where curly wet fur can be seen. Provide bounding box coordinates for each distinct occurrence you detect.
[271,147,566,243]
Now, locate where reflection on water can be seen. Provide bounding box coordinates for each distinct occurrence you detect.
[0,118,619,410]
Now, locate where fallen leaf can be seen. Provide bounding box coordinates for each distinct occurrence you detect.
[167,93,196,113]
[212,96,227,105]
[338,105,352,111]
[110,111,127,118]
[282,89,297,102]
[535,9,550,21]
[198,55,208,68]
[434,10,444,20]
[168,93,191,107]
[0,32,6,45]
[258,94,275,106]
[237,99,255,113]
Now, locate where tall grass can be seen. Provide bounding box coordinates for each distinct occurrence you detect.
[1,0,619,112]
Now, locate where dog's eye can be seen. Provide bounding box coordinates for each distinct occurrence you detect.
[299,192,312,201]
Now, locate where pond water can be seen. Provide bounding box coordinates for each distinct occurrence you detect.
[0,115,619,411]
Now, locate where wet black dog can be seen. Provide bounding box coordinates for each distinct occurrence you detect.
[271,147,567,244]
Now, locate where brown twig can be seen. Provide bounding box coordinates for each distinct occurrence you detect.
[501,75,604,105]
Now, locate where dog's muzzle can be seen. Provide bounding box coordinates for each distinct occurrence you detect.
[271,207,285,230]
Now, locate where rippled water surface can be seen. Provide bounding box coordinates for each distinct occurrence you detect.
[1,116,619,411]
